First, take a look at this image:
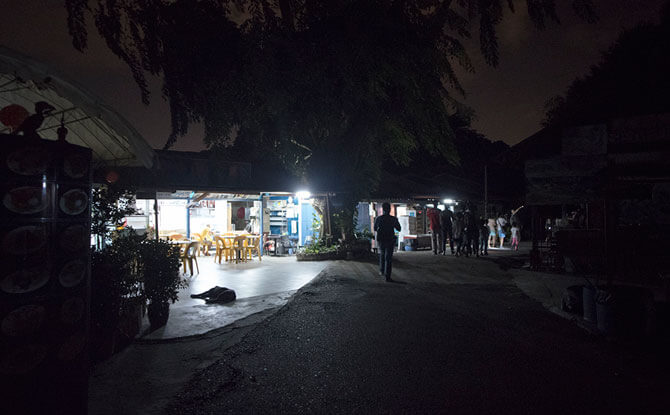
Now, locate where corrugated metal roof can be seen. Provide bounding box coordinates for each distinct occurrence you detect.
[0,46,155,169]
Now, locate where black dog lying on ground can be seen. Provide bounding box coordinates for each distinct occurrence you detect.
[190,286,236,304]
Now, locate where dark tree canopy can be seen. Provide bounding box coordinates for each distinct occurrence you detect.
[66,0,595,196]
[543,1,670,128]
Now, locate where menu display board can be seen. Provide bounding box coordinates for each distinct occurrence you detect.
[0,134,91,413]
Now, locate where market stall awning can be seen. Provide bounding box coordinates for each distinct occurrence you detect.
[0,46,155,169]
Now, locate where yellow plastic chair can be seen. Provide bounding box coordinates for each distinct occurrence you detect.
[214,236,224,263]
[232,235,247,263]
[180,241,200,275]
[223,237,234,262]
[245,235,262,261]
[202,228,213,251]
[191,233,204,256]
[168,233,184,241]
[214,236,232,264]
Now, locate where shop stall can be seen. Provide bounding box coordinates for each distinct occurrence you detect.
[361,201,459,251]
[124,191,318,256]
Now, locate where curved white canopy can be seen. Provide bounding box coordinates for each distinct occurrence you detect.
[0,46,155,168]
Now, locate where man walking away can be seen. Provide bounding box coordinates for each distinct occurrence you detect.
[462,211,472,257]
[426,205,442,254]
[374,202,401,281]
[440,208,454,255]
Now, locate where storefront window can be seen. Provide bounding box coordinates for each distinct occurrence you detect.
[158,199,188,235]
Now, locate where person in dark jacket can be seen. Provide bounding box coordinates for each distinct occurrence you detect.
[478,218,489,256]
[374,202,401,281]
[466,208,479,257]
[440,208,454,255]
[452,212,464,257]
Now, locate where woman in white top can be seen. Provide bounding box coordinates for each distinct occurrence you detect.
[487,218,497,248]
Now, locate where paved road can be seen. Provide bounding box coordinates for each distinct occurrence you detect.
[163,252,669,414]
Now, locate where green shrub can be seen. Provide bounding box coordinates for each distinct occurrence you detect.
[302,241,340,255]
[140,239,188,304]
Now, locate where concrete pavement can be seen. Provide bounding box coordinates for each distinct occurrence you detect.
[89,249,670,414]
[140,256,328,339]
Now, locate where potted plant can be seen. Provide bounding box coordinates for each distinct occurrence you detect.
[140,239,188,329]
[90,183,137,250]
[90,232,142,360]
[351,227,374,258]
[595,286,616,335]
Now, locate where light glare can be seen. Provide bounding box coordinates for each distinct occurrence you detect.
[296,190,311,200]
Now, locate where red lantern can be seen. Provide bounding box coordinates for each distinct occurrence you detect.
[105,170,120,184]
[0,104,30,131]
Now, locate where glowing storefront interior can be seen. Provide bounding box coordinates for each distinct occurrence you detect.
[126,191,318,251]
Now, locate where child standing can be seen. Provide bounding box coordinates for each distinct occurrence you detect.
[511,223,520,251]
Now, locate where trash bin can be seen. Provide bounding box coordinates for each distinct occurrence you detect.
[583,285,597,323]
[561,285,583,316]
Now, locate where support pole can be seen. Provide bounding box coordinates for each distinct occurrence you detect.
[298,196,303,247]
[259,193,264,256]
[154,195,159,240]
[484,164,488,219]
[186,196,191,238]
[325,193,332,237]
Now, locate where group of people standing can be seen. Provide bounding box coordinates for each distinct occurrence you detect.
[426,205,521,257]
[426,205,485,257]
[373,202,522,282]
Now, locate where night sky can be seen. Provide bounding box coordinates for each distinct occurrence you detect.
[1,0,666,150]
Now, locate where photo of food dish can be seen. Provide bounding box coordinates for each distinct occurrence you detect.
[1,267,50,294]
[6,146,50,176]
[2,225,47,255]
[0,344,47,374]
[3,186,48,214]
[60,297,85,325]
[63,152,89,179]
[59,225,88,253]
[59,189,88,215]
[1,304,46,337]
[58,260,86,288]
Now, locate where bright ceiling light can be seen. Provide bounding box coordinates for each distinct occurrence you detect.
[296,190,311,200]
[443,198,454,205]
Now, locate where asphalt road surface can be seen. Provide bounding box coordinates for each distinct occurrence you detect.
[166,253,669,414]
